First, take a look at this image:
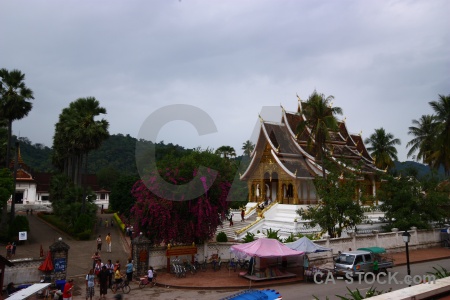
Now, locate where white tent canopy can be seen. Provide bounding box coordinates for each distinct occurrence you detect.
[285,236,332,253]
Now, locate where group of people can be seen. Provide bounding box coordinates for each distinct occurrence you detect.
[5,241,16,259]
[96,233,112,253]
[89,253,132,299]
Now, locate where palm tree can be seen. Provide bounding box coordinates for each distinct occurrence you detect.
[215,145,236,159]
[52,97,109,211]
[0,69,34,227]
[429,94,450,175]
[242,140,255,157]
[0,69,34,168]
[297,90,343,178]
[364,128,400,170]
[406,115,437,168]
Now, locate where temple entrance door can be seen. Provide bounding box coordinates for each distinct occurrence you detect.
[14,191,24,204]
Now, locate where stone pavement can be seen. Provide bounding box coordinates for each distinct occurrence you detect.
[5,210,450,299]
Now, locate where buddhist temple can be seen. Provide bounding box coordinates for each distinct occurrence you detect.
[236,99,384,239]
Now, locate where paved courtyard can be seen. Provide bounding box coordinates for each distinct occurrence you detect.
[6,210,450,299]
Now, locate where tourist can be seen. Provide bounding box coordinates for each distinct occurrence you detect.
[98,265,109,299]
[105,259,114,289]
[62,279,74,300]
[229,213,234,227]
[96,235,102,252]
[5,242,12,259]
[105,233,112,253]
[125,259,133,282]
[94,259,103,277]
[91,251,100,270]
[114,265,123,290]
[241,208,245,222]
[85,269,96,300]
[147,266,154,283]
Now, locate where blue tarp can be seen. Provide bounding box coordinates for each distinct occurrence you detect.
[285,236,332,253]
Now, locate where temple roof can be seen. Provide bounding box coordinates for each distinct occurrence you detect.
[241,104,381,181]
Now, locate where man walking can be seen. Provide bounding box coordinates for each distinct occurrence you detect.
[105,233,112,253]
[96,235,102,252]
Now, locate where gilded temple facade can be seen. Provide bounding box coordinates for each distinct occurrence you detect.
[240,102,382,207]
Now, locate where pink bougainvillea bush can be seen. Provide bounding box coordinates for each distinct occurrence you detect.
[130,167,230,245]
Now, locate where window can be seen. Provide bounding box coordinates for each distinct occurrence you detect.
[100,193,106,200]
[41,195,49,201]
[364,254,372,262]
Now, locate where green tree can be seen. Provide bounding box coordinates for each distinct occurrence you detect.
[378,174,448,230]
[52,97,109,211]
[109,175,140,218]
[407,115,437,168]
[215,145,236,159]
[0,168,13,209]
[241,140,255,157]
[429,94,450,176]
[297,164,364,238]
[296,90,343,178]
[364,128,400,171]
[0,69,34,168]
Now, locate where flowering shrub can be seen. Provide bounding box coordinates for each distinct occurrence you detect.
[130,168,230,245]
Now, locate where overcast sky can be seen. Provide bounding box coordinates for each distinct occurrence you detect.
[1,0,449,162]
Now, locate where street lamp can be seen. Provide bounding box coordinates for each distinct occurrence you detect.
[402,230,411,286]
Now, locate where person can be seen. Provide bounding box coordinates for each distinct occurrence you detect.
[125,258,133,282]
[96,235,102,251]
[105,233,112,253]
[129,226,133,238]
[53,289,63,300]
[6,282,16,295]
[229,213,234,227]
[373,259,379,275]
[147,266,154,284]
[98,265,109,299]
[114,265,123,290]
[91,251,100,270]
[26,209,29,215]
[105,259,114,289]
[94,259,103,277]
[62,279,74,300]
[241,208,245,222]
[85,269,96,300]
[114,260,121,272]
[12,242,16,256]
[6,242,12,259]
[105,219,109,228]
[303,255,309,270]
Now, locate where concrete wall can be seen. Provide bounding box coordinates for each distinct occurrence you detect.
[150,228,442,270]
[4,258,46,288]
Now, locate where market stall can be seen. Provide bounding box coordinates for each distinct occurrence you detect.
[230,238,304,281]
[285,237,333,282]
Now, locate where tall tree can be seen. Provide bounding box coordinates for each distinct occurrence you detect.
[429,94,450,176]
[296,90,343,178]
[242,140,255,157]
[0,69,34,227]
[215,145,236,159]
[52,97,109,210]
[406,115,437,168]
[364,128,400,170]
[0,69,34,168]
